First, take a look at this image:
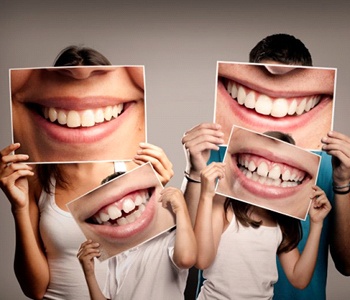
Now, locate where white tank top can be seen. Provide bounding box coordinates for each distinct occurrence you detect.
[198,214,283,300]
[38,162,125,299]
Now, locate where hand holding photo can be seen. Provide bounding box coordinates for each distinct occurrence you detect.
[216,126,321,220]
[67,162,175,260]
[10,65,146,163]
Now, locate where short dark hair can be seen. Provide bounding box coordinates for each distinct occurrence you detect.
[249,34,312,66]
[53,45,111,66]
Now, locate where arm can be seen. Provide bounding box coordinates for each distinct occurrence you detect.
[159,187,197,269]
[193,162,226,269]
[0,143,50,299]
[322,131,350,275]
[181,123,225,225]
[133,142,174,186]
[77,240,109,300]
[278,186,332,289]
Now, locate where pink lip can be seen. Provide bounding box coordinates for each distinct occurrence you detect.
[85,188,156,241]
[230,151,311,200]
[29,98,135,144]
[217,80,332,132]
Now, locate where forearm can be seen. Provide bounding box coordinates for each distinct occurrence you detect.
[194,195,217,269]
[12,209,50,299]
[84,272,108,300]
[330,191,350,275]
[182,173,201,226]
[290,222,323,289]
[173,208,197,269]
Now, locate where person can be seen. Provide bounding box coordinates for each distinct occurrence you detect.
[195,160,331,299]
[77,186,197,300]
[182,34,350,300]
[0,46,174,300]
[215,34,335,150]
[10,47,145,162]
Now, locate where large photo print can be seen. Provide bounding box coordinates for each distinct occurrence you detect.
[10,65,146,163]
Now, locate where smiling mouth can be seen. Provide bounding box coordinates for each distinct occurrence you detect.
[87,188,153,227]
[40,104,124,128]
[236,153,307,188]
[224,78,327,118]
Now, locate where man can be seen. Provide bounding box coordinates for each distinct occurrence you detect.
[182,33,350,300]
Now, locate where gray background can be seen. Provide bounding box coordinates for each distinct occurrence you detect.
[0,1,349,299]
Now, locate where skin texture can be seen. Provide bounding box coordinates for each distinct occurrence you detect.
[194,162,331,292]
[215,62,335,150]
[0,141,174,299]
[11,66,145,162]
[217,127,320,220]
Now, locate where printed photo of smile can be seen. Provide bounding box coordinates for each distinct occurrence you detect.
[216,126,321,220]
[10,65,146,163]
[67,162,175,261]
[214,61,336,151]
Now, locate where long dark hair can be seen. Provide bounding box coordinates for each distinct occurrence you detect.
[37,46,111,194]
[224,131,302,253]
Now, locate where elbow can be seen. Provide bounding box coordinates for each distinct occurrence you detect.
[21,287,46,300]
[176,252,197,269]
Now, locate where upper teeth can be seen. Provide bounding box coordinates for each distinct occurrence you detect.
[238,154,305,187]
[227,80,321,118]
[43,104,124,128]
[92,190,150,226]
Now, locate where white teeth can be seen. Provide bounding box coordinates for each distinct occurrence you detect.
[237,86,246,105]
[282,169,291,181]
[227,81,321,117]
[134,195,144,206]
[268,165,281,180]
[107,205,122,220]
[81,110,95,127]
[57,110,67,125]
[43,104,124,127]
[67,111,81,128]
[117,217,128,226]
[255,95,272,115]
[238,157,306,188]
[257,162,269,177]
[287,99,298,115]
[122,198,135,213]
[244,92,255,109]
[271,98,288,117]
[99,212,110,223]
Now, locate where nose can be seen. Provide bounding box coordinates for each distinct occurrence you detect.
[264,64,297,75]
[48,67,112,80]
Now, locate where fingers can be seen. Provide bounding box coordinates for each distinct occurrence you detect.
[322,131,350,163]
[182,123,225,151]
[201,162,226,181]
[134,143,174,184]
[0,143,29,166]
[77,240,101,259]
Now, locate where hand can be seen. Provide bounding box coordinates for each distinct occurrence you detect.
[0,143,34,210]
[133,143,174,185]
[159,187,186,214]
[322,131,350,185]
[77,240,101,276]
[309,186,332,224]
[182,123,224,178]
[200,162,226,200]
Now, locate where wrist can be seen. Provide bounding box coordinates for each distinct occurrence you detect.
[332,182,350,194]
[184,171,201,183]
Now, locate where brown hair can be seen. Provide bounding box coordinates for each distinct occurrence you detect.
[224,131,302,253]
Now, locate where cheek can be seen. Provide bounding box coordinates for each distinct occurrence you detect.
[11,70,34,95]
